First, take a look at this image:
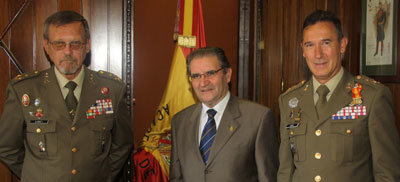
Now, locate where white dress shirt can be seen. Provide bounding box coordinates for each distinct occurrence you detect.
[198,92,230,144]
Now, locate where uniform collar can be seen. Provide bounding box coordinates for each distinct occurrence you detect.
[313,67,344,95]
[54,66,85,89]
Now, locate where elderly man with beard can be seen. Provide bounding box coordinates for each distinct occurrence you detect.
[0,11,133,182]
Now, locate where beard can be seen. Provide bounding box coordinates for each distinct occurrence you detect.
[57,56,80,75]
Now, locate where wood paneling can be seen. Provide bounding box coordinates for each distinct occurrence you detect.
[0,0,12,180]
[10,0,35,75]
[387,83,400,134]
[34,0,57,70]
[261,0,283,119]
[0,0,10,107]
[59,0,81,12]
[133,0,178,147]
[203,0,239,96]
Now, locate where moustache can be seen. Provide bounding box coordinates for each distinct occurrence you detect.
[61,56,77,63]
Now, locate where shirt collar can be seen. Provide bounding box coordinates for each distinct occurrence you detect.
[54,66,85,88]
[201,91,230,117]
[313,67,344,94]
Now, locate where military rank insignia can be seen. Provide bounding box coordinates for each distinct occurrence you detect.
[86,99,113,119]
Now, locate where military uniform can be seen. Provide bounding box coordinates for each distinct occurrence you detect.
[0,66,133,182]
[277,70,400,182]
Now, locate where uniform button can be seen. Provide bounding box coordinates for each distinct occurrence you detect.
[72,169,77,175]
[315,152,322,159]
[346,129,352,135]
[315,129,322,136]
[36,128,41,133]
[315,175,321,182]
[72,147,77,153]
[290,131,294,136]
[71,126,77,132]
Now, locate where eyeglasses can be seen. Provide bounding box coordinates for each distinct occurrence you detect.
[189,68,223,81]
[48,40,86,51]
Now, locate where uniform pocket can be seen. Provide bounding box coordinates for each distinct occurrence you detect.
[330,121,355,162]
[288,122,307,161]
[25,120,57,158]
[89,117,114,156]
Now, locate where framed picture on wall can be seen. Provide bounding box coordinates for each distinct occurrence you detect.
[361,0,399,82]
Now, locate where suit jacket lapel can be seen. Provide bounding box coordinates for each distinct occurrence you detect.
[315,71,354,127]
[74,67,98,125]
[41,68,71,121]
[207,96,240,166]
[188,104,205,166]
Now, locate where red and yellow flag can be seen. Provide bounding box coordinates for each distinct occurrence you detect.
[134,0,206,181]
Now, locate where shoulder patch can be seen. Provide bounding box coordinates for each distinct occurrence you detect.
[10,70,40,84]
[282,80,306,96]
[355,75,382,87]
[97,70,122,82]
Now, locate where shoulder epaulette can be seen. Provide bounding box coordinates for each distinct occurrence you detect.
[282,80,306,96]
[355,75,382,87]
[97,70,122,82]
[10,70,40,84]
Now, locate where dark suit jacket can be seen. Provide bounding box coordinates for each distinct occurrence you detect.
[0,67,133,182]
[278,70,400,182]
[170,95,279,182]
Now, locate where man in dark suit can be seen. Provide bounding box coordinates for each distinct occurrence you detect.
[278,10,400,182]
[170,47,279,182]
[0,11,133,181]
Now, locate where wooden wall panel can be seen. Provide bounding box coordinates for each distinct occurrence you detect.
[282,0,302,93]
[133,0,177,147]
[10,0,35,75]
[387,84,400,133]
[0,0,10,107]
[261,0,283,120]
[203,0,239,96]
[335,0,362,75]
[34,0,57,70]
[0,0,12,180]
[59,0,81,12]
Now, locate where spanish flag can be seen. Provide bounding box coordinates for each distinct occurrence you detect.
[133,0,206,181]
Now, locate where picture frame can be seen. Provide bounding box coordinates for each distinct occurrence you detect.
[361,0,399,82]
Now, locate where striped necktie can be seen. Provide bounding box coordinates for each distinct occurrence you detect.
[199,109,217,164]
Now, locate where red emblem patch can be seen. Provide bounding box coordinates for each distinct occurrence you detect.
[35,108,43,118]
[101,87,109,95]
